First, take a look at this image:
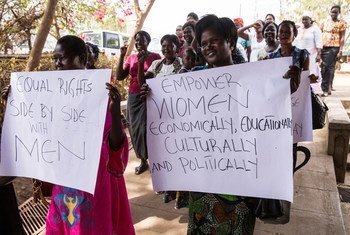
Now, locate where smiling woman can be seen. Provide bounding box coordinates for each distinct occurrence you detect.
[257,22,279,60]
[187,14,257,235]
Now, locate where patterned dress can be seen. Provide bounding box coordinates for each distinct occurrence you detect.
[46,110,135,235]
[188,193,256,234]
[187,61,256,235]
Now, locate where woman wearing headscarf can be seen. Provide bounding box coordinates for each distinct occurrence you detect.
[294,12,322,86]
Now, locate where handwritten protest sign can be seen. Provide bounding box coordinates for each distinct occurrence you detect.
[147,58,294,202]
[0,69,111,194]
[291,71,312,143]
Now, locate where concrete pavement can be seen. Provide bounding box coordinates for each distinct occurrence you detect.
[125,64,350,234]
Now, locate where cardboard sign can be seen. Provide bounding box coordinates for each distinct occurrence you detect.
[0,69,111,194]
[291,71,312,143]
[147,58,294,202]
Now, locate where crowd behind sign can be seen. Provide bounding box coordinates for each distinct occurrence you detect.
[147,58,296,202]
[0,69,111,194]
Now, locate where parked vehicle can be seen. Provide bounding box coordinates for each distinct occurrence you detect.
[11,35,56,54]
[80,30,130,57]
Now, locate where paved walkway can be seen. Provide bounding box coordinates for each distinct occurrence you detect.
[125,64,350,234]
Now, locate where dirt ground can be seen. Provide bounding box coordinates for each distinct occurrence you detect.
[13,177,33,205]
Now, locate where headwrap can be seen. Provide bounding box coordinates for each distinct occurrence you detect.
[233,17,244,26]
[302,11,313,19]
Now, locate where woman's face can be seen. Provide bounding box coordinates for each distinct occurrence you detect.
[182,51,196,69]
[86,45,97,69]
[278,23,295,45]
[234,22,242,29]
[161,39,177,59]
[264,24,277,44]
[53,43,85,70]
[302,16,311,28]
[330,7,340,20]
[255,20,264,33]
[265,15,274,24]
[135,34,149,52]
[200,28,232,67]
[183,26,194,43]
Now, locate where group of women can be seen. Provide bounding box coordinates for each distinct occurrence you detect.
[115,12,305,233]
[0,5,346,235]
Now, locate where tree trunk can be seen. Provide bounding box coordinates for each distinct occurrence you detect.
[53,15,61,39]
[25,0,58,72]
[125,0,155,57]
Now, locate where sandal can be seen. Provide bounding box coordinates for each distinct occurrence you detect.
[135,160,149,175]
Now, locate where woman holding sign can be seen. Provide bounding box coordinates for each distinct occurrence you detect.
[138,34,183,206]
[189,15,301,234]
[269,20,309,71]
[139,16,301,234]
[0,35,137,235]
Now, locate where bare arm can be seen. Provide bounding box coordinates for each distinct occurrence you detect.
[302,55,310,71]
[106,83,124,150]
[337,30,346,60]
[137,51,155,85]
[246,46,252,62]
[116,45,129,81]
[316,48,322,62]
[237,24,253,41]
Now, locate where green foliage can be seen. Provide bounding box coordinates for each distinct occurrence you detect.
[0,0,131,53]
[280,0,350,24]
[0,0,44,53]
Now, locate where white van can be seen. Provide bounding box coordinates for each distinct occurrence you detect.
[80,30,130,57]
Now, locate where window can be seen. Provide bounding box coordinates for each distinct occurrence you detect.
[84,33,102,47]
[103,32,120,49]
[122,36,129,44]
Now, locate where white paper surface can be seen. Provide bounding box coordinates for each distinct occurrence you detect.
[0,69,111,194]
[146,58,294,202]
[291,71,313,143]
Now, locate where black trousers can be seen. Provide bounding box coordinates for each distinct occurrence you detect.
[321,47,339,92]
[0,183,24,235]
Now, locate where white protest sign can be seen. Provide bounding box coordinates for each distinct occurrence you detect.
[147,58,294,202]
[291,71,312,143]
[0,69,111,194]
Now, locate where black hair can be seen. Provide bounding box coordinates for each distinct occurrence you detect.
[56,35,87,65]
[195,14,237,50]
[331,5,341,13]
[182,20,196,31]
[134,30,151,45]
[262,22,278,38]
[86,42,100,59]
[265,13,275,21]
[160,34,180,53]
[182,47,197,58]
[187,12,199,21]
[278,20,298,37]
